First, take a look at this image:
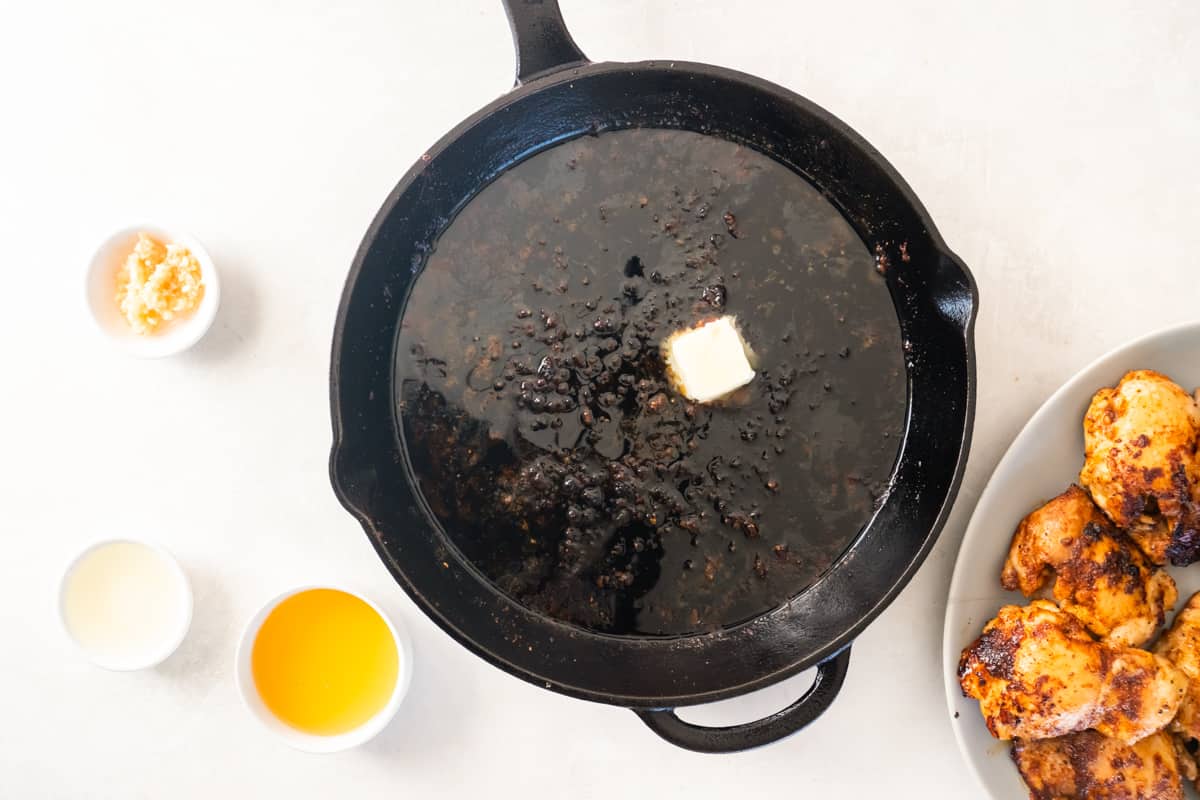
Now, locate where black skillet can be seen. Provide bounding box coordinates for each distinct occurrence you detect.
[330,0,977,753]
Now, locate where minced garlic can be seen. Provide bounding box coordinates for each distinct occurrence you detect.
[115,233,205,335]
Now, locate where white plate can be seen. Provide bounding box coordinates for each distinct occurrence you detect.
[943,320,1200,799]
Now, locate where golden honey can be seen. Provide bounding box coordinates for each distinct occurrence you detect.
[251,589,398,736]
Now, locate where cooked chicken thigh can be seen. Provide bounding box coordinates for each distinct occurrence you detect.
[1154,592,1200,744]
[958,601,1187,744]
[1001,485,1176,647]
[1011,730,1185,800]
[1079,370,1200,565]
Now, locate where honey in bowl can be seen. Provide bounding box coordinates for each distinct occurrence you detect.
[251,588,399,736]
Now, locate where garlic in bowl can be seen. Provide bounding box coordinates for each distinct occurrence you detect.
[85,224,220,358]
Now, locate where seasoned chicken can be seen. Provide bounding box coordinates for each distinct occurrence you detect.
[1154,592,1200,744]
[1011,730,1185,800]
[958,601,1187,744]
[1079,370,1200,565]
[1001,485,1176,647]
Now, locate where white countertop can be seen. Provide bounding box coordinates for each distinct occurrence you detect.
[3,1,1199,797]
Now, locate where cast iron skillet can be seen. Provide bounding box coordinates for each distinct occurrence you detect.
[330,0,977,753]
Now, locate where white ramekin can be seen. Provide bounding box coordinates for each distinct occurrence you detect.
[58,538,193,671]
[85,224,220,358]
[234,585,414,753]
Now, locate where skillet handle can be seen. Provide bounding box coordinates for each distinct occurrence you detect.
[502,0,589,85]
[632,647,851,754]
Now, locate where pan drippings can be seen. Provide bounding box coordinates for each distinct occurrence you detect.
[396,129,905,636]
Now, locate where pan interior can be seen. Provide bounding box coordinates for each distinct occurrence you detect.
[395,128,905,637]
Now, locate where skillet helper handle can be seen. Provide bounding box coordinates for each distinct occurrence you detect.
[502,0,588,85]
[632,647,852,754]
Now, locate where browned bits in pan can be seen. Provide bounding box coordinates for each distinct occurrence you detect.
[396,129,904,635]
[722,210,740,239]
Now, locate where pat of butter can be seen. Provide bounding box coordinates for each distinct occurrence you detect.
[664,316,756,403]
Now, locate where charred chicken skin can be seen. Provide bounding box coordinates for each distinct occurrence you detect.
[1013,730,1200,798]
[1011,729,1186,800]
[958,601,1187,744]
[1079,370,1200,566]
[1001,484,1177,647]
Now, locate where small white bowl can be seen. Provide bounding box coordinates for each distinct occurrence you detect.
[85,224,220,358]
[58,538,194,671]
[234,586,414,753]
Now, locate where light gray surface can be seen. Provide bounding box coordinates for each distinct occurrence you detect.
[1,1,1198,797]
